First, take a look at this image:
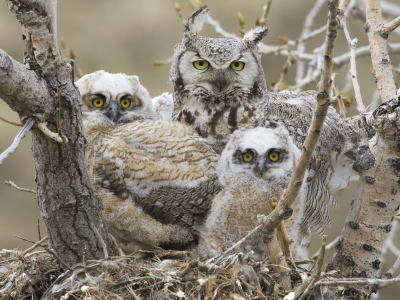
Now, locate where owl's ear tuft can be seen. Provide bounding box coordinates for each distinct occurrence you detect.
[185,6,210,35]
[242,27,268,49]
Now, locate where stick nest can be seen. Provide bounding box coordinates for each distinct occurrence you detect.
[0,241,313,300]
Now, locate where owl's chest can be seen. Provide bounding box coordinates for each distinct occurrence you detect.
[177,100,264,154]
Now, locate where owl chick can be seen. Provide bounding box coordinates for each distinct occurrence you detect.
[76,71,221,253]
[152,92,174,121]
[169,6,371,235]
[197,127,308,261]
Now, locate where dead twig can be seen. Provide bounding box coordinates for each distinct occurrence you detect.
[4,180,36,194]
[37,122,68,144]
[294,235,327,299]
[0,117,35,165]
[91,223,109,260]
[22,236,49,256]
[0,116,22,126]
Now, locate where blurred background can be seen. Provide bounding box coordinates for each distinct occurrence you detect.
[0,0,399,297]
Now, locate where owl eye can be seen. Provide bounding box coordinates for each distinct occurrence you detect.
[242,152,253,162]
[269,151,280,162]
[120,98,131,108]
[193,61,209,70]
[92,98,104,108]
[231,61,245,71]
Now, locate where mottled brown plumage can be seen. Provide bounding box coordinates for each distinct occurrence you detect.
[77,71,220,252]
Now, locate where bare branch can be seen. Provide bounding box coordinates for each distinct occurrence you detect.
[380,16,400,38]
[314,277,400,288]
[263,0,340,232]
[4,180,36,194]
[296,0,326,84]
[366,0,397,102]
[341,14,365,112]
[22,236,49,256]
[0,116,22,126]
[37,122,68,144]
[0,117,34,165]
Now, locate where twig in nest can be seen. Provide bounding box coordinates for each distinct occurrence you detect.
[105,276,153,291]
[108,234,124,257]
[91,222,108,259]
[4,180,36,194]
[14,235,35,244]
[210,224,262,268]
[0,117,35,165]
[0,116,22,126]
[22,236,49,256]
[211,281,231,300]
[44,247,73,272]
[294,235,326,299]
[312,236,339,259]
[314,277,400,288]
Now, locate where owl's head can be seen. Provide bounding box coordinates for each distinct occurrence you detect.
[217,127,300,187]
[170,6,268,106]
[76,70,154,125]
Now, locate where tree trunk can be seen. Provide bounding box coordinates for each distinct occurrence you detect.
[0,0,113,267]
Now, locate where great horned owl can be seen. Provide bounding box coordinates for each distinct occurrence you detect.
[169,6,369,234]
[197,127,308,261]
[76,71,221,253]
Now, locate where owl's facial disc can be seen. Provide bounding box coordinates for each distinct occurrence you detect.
[235,148,286,179]
[83,92,143,123]
[179,50,259,99]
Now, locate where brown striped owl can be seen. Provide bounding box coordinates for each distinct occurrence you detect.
[196,127,309,261]
[76,71,220,253]
[169,6,373,235]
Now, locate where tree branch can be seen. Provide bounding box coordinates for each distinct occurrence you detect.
[0,0,115,266]
[0,117,34,165]
[365,0,397,102]
[380,16,400,38]
[262,0,340,232]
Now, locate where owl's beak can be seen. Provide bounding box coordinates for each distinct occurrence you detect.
[217,70,225,92]
[254,161,268,178]
[106,102,120,122]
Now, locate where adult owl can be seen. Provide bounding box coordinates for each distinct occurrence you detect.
[76,71,220,253]
[197,127,309,261]
[169,6,373,234]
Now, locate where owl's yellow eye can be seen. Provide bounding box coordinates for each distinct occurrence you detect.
[92,98,104,108]
[231,61,245,71]
[120,99,131,108]
[193,61,209,70]
[242,152,253,162]
[269,152,280,162]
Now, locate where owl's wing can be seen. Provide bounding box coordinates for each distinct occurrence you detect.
[94,120,221,228]
[263,91,346,234]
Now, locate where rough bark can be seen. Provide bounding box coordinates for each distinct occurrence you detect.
[0,0,113,266]
[326,2,400,299]
[327,97,400,298]
[365,0,397,102]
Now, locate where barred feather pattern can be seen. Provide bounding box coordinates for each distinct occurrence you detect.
[84,117,220,251]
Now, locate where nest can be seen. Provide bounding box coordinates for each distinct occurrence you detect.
[0,237,317,300]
